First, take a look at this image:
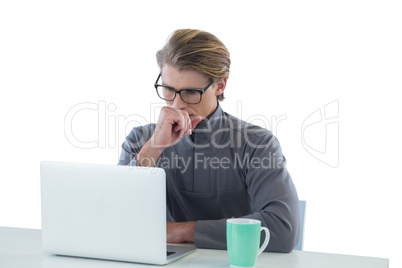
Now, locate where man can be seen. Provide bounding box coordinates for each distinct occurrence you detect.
[118,29,300,252]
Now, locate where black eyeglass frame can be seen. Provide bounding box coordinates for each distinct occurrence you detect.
[154,74,215,104]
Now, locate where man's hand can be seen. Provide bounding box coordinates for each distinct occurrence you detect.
[152,107,202,149]
[167,221,196,243]
[137,107,202,167]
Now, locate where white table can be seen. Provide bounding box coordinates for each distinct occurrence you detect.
[0,227,389,268]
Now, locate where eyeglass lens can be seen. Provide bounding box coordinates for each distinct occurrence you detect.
[157,86,201,104]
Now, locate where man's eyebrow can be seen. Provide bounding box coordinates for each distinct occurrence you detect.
[161,81,204,90]
[181,86,204,90]
[160,75,207,90]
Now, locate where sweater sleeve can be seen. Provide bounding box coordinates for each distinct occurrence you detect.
[117,124,155,166]
[194,134,300,253]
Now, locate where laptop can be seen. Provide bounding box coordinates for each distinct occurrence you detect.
[40,161,196,265]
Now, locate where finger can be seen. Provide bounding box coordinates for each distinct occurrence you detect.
[177,126,187,141]
[190,115,203,129]
[175,109,191,135]
[172,110,187,132]
[174,114,190,137]
[186,115,192,135]
[173,123,181,133]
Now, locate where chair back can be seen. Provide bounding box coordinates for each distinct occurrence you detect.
[294,200,306,250]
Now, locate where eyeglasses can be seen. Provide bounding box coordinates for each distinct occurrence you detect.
[154,74,214,104]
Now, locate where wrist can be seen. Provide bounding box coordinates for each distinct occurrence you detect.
[136,140,164,167]
[182,221,196,243]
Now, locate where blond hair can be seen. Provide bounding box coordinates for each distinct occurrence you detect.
[156,29,230,101]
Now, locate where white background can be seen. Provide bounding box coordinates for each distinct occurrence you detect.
[1,0,401,267]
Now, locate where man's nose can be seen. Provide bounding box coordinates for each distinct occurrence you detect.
[171,94,187,109]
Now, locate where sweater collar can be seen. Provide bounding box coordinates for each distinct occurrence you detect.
[192,102,224,133]
[177,102,229,154]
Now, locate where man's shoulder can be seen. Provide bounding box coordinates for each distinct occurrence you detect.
[126,123,156,141]
[223,112,274,139]
[222,111,283,155]
[132,123,156,132]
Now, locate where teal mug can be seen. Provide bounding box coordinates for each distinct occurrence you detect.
[226,219,270,268]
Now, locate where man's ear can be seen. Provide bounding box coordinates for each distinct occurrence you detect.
[215,77,227,96]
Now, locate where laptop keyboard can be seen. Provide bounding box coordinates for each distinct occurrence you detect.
[167,251,176,256]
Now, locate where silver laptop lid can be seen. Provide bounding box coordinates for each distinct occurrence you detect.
[40,161,167,264]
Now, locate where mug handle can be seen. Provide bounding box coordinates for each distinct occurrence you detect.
[257,227,270,256]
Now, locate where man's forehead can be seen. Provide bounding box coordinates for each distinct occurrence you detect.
[161,65,209,88]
